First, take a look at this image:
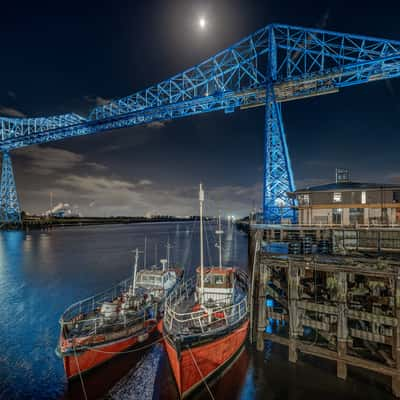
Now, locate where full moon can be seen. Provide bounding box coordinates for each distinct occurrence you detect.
[199,17,206,30]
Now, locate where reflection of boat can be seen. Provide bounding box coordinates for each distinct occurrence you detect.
[57,248,182,380]
[163,184,249,398]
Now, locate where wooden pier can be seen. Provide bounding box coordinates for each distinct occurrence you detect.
[249,224,400,397]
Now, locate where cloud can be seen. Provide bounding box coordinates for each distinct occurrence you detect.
[7,91,16,100]
[38,173,261,217]
[316,9,330,29]
[84,96,111,106]
[59,175,137,193]
[0,106,26,118]
[138,179,152,185]
[146,121,167,129]
[85,162,108,171]
[15,146,108,175]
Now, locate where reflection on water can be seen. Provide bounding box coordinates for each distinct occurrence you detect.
[0,222,395,400]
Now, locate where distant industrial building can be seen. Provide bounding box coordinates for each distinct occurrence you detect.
[290,169,400,226]
[44,202,81,218]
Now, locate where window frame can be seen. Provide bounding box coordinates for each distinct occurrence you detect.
[333,192,342,203]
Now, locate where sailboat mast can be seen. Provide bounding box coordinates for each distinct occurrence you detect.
[166,238,171,268]
[132,248,139,296]
[144,236,147,268]
[199,184,205,304]
[216,215,223,269]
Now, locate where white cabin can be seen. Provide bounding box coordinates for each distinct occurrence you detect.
[195,267,235,306]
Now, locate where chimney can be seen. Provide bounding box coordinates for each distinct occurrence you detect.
[336,168,350,183]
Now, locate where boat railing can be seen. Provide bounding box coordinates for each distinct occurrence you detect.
[60,275,152,325]
[164,277,248,335]
[63,309,151,341]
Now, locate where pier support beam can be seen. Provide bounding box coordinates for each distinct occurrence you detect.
[263,26,296,224]
[337,271,348,380]
[256,264,267,352]
[393,271,400,397]
[288,262,300,363]
[0,151,21,224]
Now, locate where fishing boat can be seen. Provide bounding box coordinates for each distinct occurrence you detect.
[163,184,249,398]
[57,248,182,380]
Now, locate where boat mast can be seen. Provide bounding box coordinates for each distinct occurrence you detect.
[199,183,205,304]
[132,248,139,296]
[144,236,147,268]
[216,214,224,269]
[166,238,172,268]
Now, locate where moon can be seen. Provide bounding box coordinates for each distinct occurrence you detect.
[199,17,206,30]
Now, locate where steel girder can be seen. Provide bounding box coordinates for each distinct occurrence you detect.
[0,24,400,223]
[0,152,21,224]
[1,24,399,150]
[263,26,296,223]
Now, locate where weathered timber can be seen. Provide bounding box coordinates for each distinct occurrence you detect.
[251,224,400,398]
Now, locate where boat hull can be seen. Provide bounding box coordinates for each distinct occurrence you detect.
[164,319,249,398]
[62,322,157,380]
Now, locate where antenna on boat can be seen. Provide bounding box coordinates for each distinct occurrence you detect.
[154,243,158,268]
[143,236,147,268]
[160,258,168,272]
[216,214,224,269]
[199,183,205,304]
[131,248,140,296]
[166,237,173,269]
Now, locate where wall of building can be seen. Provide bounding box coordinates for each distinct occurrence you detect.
[296,187,400,226]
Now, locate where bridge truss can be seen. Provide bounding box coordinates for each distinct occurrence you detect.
[1,24,400,223]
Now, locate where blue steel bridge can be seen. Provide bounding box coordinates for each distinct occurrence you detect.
[1,23,400,224]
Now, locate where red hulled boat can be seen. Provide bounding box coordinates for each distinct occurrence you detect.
[57,248,182,379]
[163,184,249,398]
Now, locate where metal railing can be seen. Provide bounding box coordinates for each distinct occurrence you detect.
[61,276,135,324]
[60,276,159,340]
[164,270,249,336]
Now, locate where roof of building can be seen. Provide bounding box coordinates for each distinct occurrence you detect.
[295,181,400,192]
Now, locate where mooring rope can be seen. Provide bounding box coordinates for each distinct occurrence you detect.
[72,344,88,400]
[187,346,216,400]
[77,334,165,354]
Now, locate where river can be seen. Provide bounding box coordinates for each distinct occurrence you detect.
[0,222,394,399]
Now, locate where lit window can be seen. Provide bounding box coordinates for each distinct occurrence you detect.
[361,191,366,204]
[333,192,342,203]
[298,194,310,205]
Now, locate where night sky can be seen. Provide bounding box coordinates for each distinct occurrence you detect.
[2,0,400,217]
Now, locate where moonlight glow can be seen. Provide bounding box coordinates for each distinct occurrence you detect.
[199,17,206,30]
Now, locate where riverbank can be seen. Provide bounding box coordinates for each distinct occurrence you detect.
[3,216,200,231]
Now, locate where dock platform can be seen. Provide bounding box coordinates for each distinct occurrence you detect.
[249,224,400,397]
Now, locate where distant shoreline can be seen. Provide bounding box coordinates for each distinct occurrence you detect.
[5,216,203,231]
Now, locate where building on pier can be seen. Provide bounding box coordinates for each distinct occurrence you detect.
[289,169,400,226]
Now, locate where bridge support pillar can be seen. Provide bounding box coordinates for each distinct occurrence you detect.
[263,26,296,224]
[0,151,21,224]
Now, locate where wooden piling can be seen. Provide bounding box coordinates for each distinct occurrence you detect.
[250,224,400,397]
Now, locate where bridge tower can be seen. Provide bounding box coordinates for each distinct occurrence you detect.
[0,152,21,224]
[263,26,296,224]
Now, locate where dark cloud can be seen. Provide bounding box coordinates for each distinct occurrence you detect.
[0,106,26,118]
[7,91,16,100]
[83,96,111,106]
[15,146,107,175]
